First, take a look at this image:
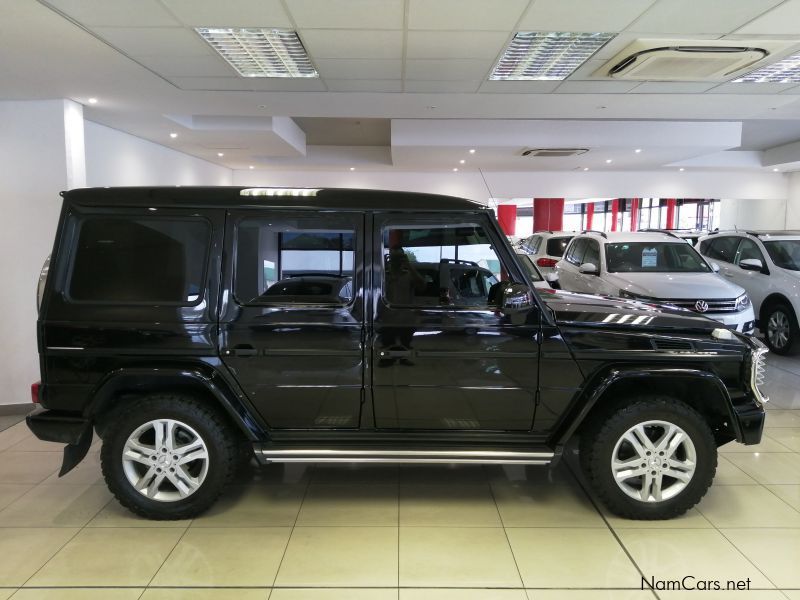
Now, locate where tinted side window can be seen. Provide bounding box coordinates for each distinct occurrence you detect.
[235,217,356,305]
[525,235,542,253]
[582,239,600,267]
[699,239,713,255]
[69,217,210,304]
[565,238,588,265]
[735,239,765,265]
[546,236,573,257]
[706,236,739,263]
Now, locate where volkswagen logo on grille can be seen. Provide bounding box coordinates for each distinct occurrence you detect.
[695,300,709,313]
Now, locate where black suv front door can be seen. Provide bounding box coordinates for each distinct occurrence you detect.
[370,213,540,431]
[219,210,365,429]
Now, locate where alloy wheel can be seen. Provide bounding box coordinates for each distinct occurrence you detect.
[767,310,790,350]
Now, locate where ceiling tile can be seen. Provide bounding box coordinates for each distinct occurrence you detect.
[315,59,402,79]
[405,80,483,92]
[137,55,235,77]
[159,0,292,27]
[707,82,800,94]
[628,81,718,93]
[300,30,403,59]
[627,0,783,35]
[43,0,179,26]
[736,0,800,34]
[556,80,641,93]
[285,0,404,29]
[404,59,495,81]
[478,80,561,93]
[408,0,528,30]
[517,0,655,32]
[325,79,402,92]
[94,27,212,56]
[169,77,326,91]
[406,31,509,60]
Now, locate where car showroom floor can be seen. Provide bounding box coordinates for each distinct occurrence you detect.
[0,357,799,600]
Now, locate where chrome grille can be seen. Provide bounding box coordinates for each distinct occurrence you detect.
[750,341,769,404]
[663,298,739,313]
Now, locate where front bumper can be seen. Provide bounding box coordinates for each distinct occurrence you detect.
[707,306,756,334]
[731,397,766,445]
[27,408,93,475]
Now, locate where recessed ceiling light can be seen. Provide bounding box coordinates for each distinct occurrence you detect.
[773,167,779,172]
[249,165,254,169]
[734,51,800,83]
[605,159,612,164]
[469,149,476,154]
[453,168,458,172]
[583,167,589,171]
[170,132,178,139]
[217,152,224,157]
[195,28,318,78]
[679,168,685,171]
[490,32,614,81]
[634,148,642,153]
[459,159,465,164]
[87,98,98,104]
[349,167,356,171]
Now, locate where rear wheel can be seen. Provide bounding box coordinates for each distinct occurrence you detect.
[763,302,798,355]
[100,394,238,520]
[580,397,716,520]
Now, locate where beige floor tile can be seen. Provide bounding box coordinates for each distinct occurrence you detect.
[233,463,312,486]
[400,527,521,588]
[272,590,397,600]
[276,526,398,586]
[141,590,268,600]
[0,590,12,600]
[784,591,800,600]
[491,477,605,528]
[87,498,191,527]
[27,527,184,586]
[41,452,103,485]
[766,484,800,511]
[719,435,792,453]
[192,484,306,527]
[763,428,800,452]
[617,529,774,589]
[603,506,713,529]
[297,484,397,526]
[401,590,527,600]
[696,484,800,528]
[714,456,758,485]
[0,484,33,511]
[506,528,640,588]
[0,483,111,527]
[658,592,789,600]
[400,484,501,527]
[726,452,800,484]
[764,410,800,428]
[7,435,65,453]
[0,527,78,586]
[11,590,144,599]
[0,423,34,452]
[528,592,654,600]
[151,527,290,587]
[0,452,61,484]
[310,464,398,485]
[723,528,800,589]
[400,464,488,486]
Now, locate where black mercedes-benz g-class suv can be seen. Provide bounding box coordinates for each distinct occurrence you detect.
[28,187,768,520]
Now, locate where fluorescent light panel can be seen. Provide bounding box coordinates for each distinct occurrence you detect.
[196,28,317,78]
[733,51,800,83]
[490,32,614,81]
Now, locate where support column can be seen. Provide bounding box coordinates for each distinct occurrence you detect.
[533,198,564,232]
[666,198,676,229]
[630,198,639,231]
[610,199,619,232]
[0,100,86,405]
[585,202,594,230]
[496,204,517,236]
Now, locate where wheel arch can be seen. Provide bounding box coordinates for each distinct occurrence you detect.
[759,292,796,324]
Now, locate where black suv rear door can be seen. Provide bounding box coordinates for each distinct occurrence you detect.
[218,210,365,429]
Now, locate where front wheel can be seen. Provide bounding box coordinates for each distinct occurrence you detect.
[580,398,716,520]
[763,303,798,355]
[100,395,239,520]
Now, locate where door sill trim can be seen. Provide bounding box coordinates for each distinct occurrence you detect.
[255,448,554,465]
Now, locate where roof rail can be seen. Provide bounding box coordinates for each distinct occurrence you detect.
[638,228,682,240]
[580,229,608,239]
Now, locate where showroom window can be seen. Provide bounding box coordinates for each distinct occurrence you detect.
[235,216,357,305]
[68,216,210,304]
[381,223,504,308]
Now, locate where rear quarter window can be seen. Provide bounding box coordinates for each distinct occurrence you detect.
[67,216,210,304]
[546,236,573,257]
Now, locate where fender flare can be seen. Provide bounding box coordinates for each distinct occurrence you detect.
[553,366,739,446]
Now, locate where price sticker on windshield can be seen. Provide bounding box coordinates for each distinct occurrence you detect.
[642,247,658,268]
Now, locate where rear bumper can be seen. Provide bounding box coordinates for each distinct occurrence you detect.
[26,408,89,444]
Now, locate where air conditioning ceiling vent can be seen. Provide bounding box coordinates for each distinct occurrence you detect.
[522,148,588,157]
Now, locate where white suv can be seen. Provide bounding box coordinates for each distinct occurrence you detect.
[696,230,800,354]
[519,231,576,275]
[554,231,755,334]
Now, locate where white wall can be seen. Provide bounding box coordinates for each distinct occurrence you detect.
[85,121,232,187]
[718,197,789,231]
[786,172,800,230]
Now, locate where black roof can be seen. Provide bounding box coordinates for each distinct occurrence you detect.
[62,186,485,212]
[746,230,800,237]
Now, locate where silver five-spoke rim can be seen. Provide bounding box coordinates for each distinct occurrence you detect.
[122,419,209,502]
[611,420,696,503]
[768,310,790,349]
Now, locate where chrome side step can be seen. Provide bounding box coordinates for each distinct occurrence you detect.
[255,448,554,465]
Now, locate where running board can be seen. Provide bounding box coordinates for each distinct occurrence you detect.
[254,448,555,465]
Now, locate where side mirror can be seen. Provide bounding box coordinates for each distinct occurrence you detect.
[739,258,764,272]
[579,262,599,275]
[710,262,720,273]
[498,283,534,325]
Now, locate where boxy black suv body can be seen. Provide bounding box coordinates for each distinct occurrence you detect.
[28,187,768,520]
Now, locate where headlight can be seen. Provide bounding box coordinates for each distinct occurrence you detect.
[736,293,751,311]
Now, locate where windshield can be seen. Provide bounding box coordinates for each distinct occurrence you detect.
[764,240,800,271]
[605,242,712,273]
[517,255,544,281]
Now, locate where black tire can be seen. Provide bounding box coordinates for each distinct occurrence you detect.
[762,302,798,355]
[579,397,716,520]
[100,394,239,520]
